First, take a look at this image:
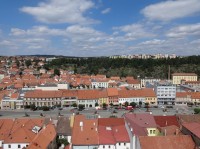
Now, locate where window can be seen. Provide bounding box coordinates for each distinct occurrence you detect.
[153,130,156,134]
[150,130,152,134]
[119,143,121,145]
[103,145,105,148]
[18,145,21,148]
[109,145,110,148]
[124,143,126,146]
[8,145,11,148]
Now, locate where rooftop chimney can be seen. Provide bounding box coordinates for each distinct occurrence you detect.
[175,129,179,135]
[80,121,83,131]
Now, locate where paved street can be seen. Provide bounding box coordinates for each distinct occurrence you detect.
[0,106,196,119]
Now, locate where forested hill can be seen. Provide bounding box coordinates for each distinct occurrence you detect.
[45,55,200,79]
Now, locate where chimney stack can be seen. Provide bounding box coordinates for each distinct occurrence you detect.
[175,129,179,135]
[80,121,83,131]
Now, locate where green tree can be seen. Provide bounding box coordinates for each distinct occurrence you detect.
[72,103,77,107]
[54,68,60,76]
[145,103,150,112]
[95,102,99,107]
[139,101,143,107]
[130,102,137,108]
[42,106,50,111]
[78,104,85,110]
[30,104,36,111]
[56,137,69,147]
[109,103,113,107]
[102,103,107,109]
[194,108,200,114]
[16,60,20,67]
[25,60,32,67]
[124,101,129,107]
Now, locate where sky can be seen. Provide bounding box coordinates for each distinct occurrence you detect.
[0,0,200,57]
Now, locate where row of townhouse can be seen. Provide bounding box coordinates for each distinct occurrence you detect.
[176,92,200,106]
[0,88,157,109]
[70,113,197,149]
[1,87,200,110]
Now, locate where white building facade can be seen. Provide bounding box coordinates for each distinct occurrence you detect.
[156,84,176,105]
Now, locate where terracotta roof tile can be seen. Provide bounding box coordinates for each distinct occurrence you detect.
[25,90,63,98]
[77,90,100,99]
[124,113,157,136]
[98,118,124,126]
[139,135,195,149]
[182,122,200,138]
[119,89,156,98]
[28,124,56,149]
[159,125,182,136]
[72,115,98,145]
[107,88,119,97]
[177,114,200,124]
[154,116,179,127]
[2,118,45,144]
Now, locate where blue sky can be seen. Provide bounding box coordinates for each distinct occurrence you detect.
[0,0,200,57]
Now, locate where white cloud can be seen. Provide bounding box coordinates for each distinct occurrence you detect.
[0,40,14,46]
[11,26,65,36]
[66,25,102,35]
[139,39,165,45]
[190,39,200,44]
[4,22,200,56]
[113,24,155,40]
[166,23,200,38]
[101,8,111,14]
[141,0,200,21]
[20,0,97,24]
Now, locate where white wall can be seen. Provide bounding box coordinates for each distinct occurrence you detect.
[119,98,145,104]
[0,74,5,81]
[92,82,108,88]
[99,145,115,149]
[115,142,130,149]
[58,84,69,90]
[3,143,29,149]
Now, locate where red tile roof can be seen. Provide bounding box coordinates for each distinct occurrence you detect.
[24,90,63,98]
[177,114,200,124]
[2,118,44,144]
[98,126,116,144]
[98,118,124,126]
[107,88,119,97]
[176,92,190,98]
[98,118,129,144]
[28,124,56,149]
[124,113,157,136]
[127,79,140,84]
[72,115,98,145]
[160,125,182,136]
[154,116,179,127]
[139,135,195,149]
[77,90,100,100]
[119,89,156,98]
[182,122,200,139]
[10,93,19,99]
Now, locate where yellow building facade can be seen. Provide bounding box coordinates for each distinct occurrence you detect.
[172,73,198,85]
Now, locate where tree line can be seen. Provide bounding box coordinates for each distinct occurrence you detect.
[45,55,200,79]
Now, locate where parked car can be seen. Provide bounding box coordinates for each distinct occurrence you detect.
[125,106,133,110]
